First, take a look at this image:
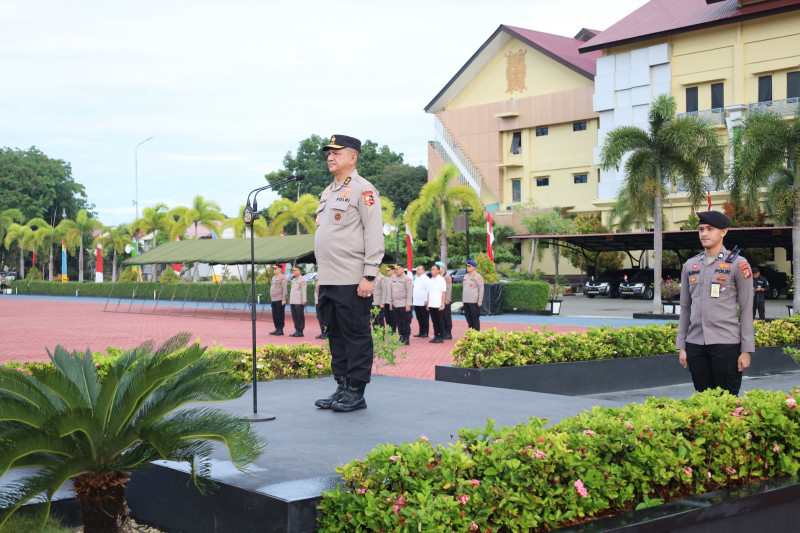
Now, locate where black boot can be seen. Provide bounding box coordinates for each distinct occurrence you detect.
[402,337,410,346]
[331,377,367,412]
[315,332,328,339]
[314,375,345,409]
[297,330,304,337]
[270,329,284,336]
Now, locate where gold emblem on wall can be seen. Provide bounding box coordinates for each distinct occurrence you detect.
[505,49,527,94]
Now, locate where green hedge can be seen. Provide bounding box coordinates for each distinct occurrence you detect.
[452,316,800,368]
[318,387,800,531]
[500,280,549,311]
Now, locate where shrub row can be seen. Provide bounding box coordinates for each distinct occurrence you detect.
[318,387,800,532]
[499,281,549,311]
[451,316,800,368]
[3,342,332,383]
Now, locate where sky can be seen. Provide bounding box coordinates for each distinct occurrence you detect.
[0,0,648,226]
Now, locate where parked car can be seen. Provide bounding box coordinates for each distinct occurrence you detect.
[619,268,681,300]
[1,270,17,281]
[452,269,468,283]
[302,272,317,283]
[753,265,787,300]
[584,268,638,298]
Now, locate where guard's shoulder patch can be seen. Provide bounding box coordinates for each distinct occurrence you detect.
[738,261,752,279]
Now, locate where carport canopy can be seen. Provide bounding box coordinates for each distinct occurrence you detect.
[512,226,793,257]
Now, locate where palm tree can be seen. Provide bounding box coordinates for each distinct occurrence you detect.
[730,108,800,311]
[179,195,225,239]
[0,332,265,533]
[94,225,131,282]
[3,223,31,278]
[60,209,104,283]
[600,94,724,312]
[223,205,268,239]
[267,194,318,236]
[405,164,482,265]
[134,202,173,248]
[24,218,58,281]
[0,209,24,269]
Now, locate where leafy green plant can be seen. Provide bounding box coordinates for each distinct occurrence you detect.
[0,332,266,533]
[25,266,41,281]
[475,252,500,283]
[159,268,180,284]
[549,283,563,300]
[500,280,549,311]
[229,343,332,382]
[318,387,800,532]
[370,307,407,375]
[117,267,138,282]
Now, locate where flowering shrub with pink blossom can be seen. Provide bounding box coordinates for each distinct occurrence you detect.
[318,387,800,532]
[452,316,800,368]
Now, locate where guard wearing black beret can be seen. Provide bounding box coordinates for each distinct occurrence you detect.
[676,210,754,395]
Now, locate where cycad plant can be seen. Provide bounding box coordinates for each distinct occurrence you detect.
[0,332,266,533]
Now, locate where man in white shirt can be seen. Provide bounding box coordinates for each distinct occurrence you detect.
[427,262,447,343]
[412,265,430,338]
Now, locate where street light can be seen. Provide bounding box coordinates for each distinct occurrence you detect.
[134,137,153,224]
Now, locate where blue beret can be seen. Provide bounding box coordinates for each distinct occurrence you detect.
[466,260,478,267]
[435,261,445,268]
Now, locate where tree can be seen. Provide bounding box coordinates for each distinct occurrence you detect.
[60,209,103,283]
[406,164,482,266]
[176,195,225,239]
[373,164,428,213]
[267,194,318,236]
[134,203,173,248]
[729,108,800,311]
[3,223,31,278]
[600,94,724,312]
[0,208,24,269]
[23,218,57,281]
[565,213,624,276]
[95,226,131,283]
[264,135,405,200]
[0,332,265,533]
[520,207,573,273]
[0,146,92,221]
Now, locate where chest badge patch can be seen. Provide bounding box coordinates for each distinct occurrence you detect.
[334,213,342,221]
[716,275,727,283]
[689,276,697,283]
[718,263,730,268]
[691,264,698,269]
[738,262,752,279]
[362,191,375,206]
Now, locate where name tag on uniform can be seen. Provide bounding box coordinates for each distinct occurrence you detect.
[710,283,720,298]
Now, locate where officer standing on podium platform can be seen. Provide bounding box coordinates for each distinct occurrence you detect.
[676,210,754,396]
[313,134,384,412]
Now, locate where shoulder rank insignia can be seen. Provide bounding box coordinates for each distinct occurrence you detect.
[362,190,375,206]
[738,262,752,279]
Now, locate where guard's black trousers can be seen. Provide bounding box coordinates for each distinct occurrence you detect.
[685,342,743,395]
[753,299,766,320]
[271,300,285,330]
[414,305,429,335]
[384,303,396,331]
[318,285,373,383]
[290,303,305,332]
[429,307,445,339]
[392,307,412,339]
[464,302,481,331]
[442,303,452,335]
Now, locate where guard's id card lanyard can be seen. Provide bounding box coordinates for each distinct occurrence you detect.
[710,283,720,298]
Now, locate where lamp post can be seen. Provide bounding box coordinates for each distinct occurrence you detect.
[459,207,474,262]
[134,137,153,224]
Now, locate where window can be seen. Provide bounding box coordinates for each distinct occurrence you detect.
[536,177,549,187]
[511,179,521,202]
[758,75,773,103]
[510,131,522,154]
[573,174,588,184]
[711,82,724,109]
[685,87,698,113]
[788,71,800,100]
[573,122,587,131]
[535,127,548,136]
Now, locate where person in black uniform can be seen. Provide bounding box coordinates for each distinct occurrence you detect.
[752,267,769,320]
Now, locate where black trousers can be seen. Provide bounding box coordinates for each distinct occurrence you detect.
[384,303,396,331]
[371,305,385,329]
[464,303,481,331]
[442,303,452,335]
[429,307,445,339]
[271,300,285,330]
[685,342,743,395]
[290,303,305,332]
[392,307,411,339]
[318,285,373,383]
[414,305,429,335]
[753,299,766,320]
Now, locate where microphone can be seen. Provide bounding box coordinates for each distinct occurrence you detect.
[287,174,305,182]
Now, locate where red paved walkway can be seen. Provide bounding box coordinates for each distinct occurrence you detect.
[0,298,587,380]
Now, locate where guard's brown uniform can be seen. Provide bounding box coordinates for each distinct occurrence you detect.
[677,248,755,394]
[270,272,287,332]
[443,273,453,338]
[289,276,307,335]
[462,271,484,331]
[314,170,384,383]
[371,272,387,328]
[389,273,413,341]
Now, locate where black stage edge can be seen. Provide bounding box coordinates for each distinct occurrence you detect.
[435,346,800,396]
[632,312,679,320]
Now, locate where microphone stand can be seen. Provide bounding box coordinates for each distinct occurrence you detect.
[242,175,304,422]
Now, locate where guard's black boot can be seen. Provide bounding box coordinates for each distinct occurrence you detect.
[296,330,304,337]
[402,337,410,346]
[314,375,345,409]
[444,333,453,340]
[331,377,367,412]
[315,332,328,339]
[270,329,284,336]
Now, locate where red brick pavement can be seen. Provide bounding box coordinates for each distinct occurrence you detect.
[0,298,587,380]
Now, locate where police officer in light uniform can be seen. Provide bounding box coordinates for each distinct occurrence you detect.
[288,267,307,337]
[462,259,484,331]
[442,265,453,339]
[389,264,413,345]
[383,267,396,331]
[371,266,387,329]
[677,210,754,396]
[269,264,288,336]
[313,134,384,412]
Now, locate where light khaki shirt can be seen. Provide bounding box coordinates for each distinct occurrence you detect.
[289,277,306,305]
[676,248,755,353]
[314,170,384,285]
[270,273,287,302]
[373,272,386,306]
[445,274,453,304]
[462,272,484,304]
[389,275,413,308]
